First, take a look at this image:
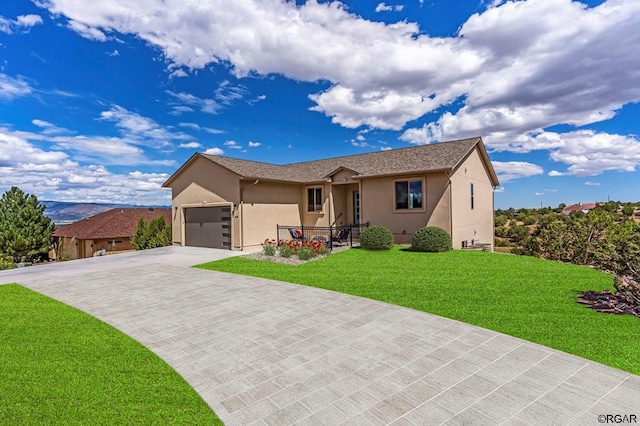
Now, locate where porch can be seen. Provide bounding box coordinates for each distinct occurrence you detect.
[277,223,369,250]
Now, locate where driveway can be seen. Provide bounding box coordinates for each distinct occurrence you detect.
[1,246,638,425]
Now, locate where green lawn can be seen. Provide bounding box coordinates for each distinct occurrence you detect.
[198,248,640,375]
[0,284,222,425]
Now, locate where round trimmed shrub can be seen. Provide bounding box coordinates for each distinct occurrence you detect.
[360,225,394,250]
[411,226,452,252]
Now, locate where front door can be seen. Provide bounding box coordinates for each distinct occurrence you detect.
[353,191,360,224]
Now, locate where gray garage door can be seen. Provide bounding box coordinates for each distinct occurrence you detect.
[184,206,231,249]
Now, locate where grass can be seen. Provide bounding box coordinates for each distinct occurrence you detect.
[198,247,640,376]
[0,284,222,425]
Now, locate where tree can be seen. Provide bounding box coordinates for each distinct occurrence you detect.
[130,216,171,250]
[0,187,55,262]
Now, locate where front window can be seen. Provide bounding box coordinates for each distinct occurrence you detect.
[395,179,423,210]
[471,183,475,210]
[307,187,323,212]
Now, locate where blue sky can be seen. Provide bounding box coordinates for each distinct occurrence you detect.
[0,0,638,209]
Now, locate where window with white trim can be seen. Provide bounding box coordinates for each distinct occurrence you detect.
[307,187,323,212]
[395,179,423,210]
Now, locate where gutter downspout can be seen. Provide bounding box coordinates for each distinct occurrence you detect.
[446,171,453,241]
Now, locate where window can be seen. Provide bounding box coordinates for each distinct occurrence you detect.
[307,187,323,212]
[470,183,475,210]
[395,179,423,210]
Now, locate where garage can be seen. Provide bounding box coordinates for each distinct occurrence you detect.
[184,206,232,249]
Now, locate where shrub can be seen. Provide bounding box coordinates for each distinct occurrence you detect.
[297,246,315,260]
[262,239,277,256]
[411,226,452,252]
[0,253,15,270]
[360,225,394,250]
[278,243,293,258]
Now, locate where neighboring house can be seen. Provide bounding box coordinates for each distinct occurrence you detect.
[562,203,597,215]
[162,137,500,251]
[53,208,171,260]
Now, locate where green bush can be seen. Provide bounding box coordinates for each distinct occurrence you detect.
[0,253,15,270]
[262,239,277,256]
[360,225,394,250]
[297,246,315,260]
[411,226,452,252]
[278,244,293,258]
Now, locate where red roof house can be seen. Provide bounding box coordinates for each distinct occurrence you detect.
[53,208,171,260]
[562,203,597,215]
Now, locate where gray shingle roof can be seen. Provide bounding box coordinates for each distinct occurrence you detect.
[199,137,494,183]
[163,137,499,187]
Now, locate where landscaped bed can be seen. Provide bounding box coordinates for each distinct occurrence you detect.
[198,247,640,376]
[0,284,222,425]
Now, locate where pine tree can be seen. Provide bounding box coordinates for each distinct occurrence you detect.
[0,187,55,262]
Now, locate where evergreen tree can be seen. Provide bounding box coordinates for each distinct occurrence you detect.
[0,187,55,262]
[131,216,171,250]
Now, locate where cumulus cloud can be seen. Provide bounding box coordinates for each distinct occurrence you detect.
[204,147,224,156]
[248,141,261,147]
[0,14,43,34]
[492,161,544,182]
[0,73,33,100]
[32,0,640,179]
[0,128,170,204]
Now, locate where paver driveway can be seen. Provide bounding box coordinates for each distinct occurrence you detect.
[1,246,639,425]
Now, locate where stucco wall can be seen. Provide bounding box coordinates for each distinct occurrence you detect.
[361,172,451,244]
[168,156,240,246]
[302,182,331,227]
[241,181,302,249]
[450,147,495,249]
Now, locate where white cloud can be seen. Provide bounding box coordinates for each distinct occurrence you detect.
[33,0,640,178]
[203,127,225,134]
[380,146,392,151]
[492,161,544,182]
[167,91,220,115]
[99,104,190,147]
[535,192,544,196]
[0,127,170,204]
[375,3,404,12]
[224,140,242,149]
[0,73,33,100]
[107,49,119,56]
[32,119,69,135]
[248,141,261,147]
[548,170,565,177]
[169,69,187,78]
[585,181,601,186]
[494,186,505,193]
[179,141,201,149]
[0,14,43,34]
[178,122,201,131]
[204,147,224,156]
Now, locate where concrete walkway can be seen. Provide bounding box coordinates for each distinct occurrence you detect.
[1,247,638,425]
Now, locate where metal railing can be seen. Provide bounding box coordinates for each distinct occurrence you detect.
[276,222,369,249]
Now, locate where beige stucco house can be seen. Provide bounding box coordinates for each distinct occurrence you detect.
[162,137,499,251]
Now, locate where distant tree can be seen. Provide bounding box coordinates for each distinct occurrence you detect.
[494,215,508,227]
[131,216,171,250]
[622,205,635,217]
[0,187,55,262]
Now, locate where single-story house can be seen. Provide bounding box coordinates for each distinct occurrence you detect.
[162,136,500,251]
[52,207,171,260]
[562,203,597,215]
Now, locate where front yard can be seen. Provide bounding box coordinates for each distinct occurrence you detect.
[0,284,222,425]
[198,247,640,376]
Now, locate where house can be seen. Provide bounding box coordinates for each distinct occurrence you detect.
[53,208,171,260]
[562,203,597,215]
[162,136,500,251]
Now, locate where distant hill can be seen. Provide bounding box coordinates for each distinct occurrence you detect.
[42,201,170,226]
